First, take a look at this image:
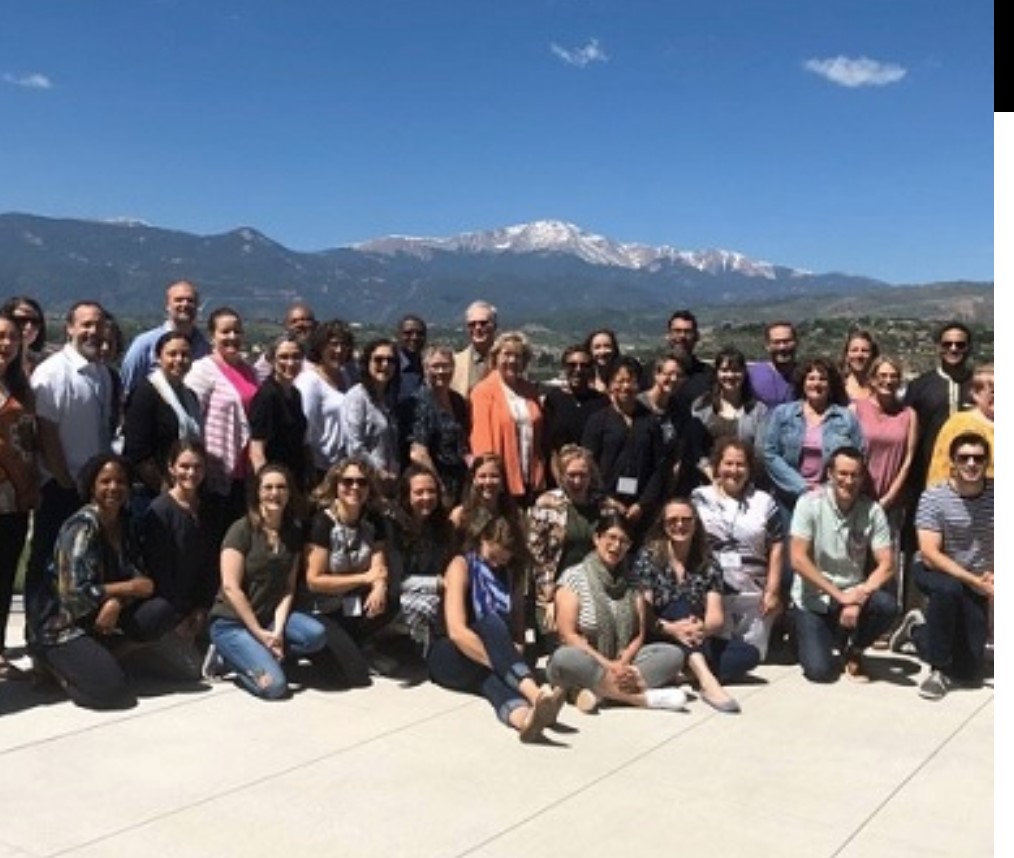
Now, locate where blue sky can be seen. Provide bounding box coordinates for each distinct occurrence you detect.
[1,0,995,284]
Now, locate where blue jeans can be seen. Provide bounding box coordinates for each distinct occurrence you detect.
[658,596,760,683]
[793,590,898,683]
[912,561,988,681]
[427,611,532,724]
[210,612,326,699]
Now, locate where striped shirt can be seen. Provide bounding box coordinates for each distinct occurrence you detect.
[915,480,993,574]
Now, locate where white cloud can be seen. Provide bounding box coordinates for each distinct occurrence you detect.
[2,72,53,90]
[803,55,906,88]
[550,38,608,69]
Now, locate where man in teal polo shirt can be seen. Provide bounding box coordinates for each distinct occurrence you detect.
[790,446,897,682]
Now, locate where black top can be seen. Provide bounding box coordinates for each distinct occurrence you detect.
[542,386,609,461]
[123,378,199,484]
[672,355,715,410]
[581,402,666,512]
[903,368,975,489]
[249,377,311,489]
[140,492,219,615]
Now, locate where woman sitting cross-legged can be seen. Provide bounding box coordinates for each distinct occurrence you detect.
[427,515,565,743]
[31,454,179,710]
[546,512,688,714]
[632,499,742,713]
[300,456,398,687]
[204,464,326,699]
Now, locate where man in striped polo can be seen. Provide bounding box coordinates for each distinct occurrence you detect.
[892,431,994,700]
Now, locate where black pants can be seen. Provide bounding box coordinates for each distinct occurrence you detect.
[37,596,177,710]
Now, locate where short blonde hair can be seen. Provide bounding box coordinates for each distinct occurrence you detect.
[489,331,532,368]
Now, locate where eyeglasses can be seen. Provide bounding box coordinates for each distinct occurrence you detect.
[940,340,969,351]
[954,453,987,464]
[467,319,493,329]
[340,476,369,488]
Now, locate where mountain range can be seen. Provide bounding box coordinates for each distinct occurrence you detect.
[0,213,992,326]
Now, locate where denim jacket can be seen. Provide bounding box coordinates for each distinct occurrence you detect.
[762,402,864,503]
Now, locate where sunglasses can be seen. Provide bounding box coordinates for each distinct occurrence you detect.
[664,516,694,527]
[340,476,369,488]
[954,453,986,464]
[940,340,969,351]
[401,328,425,337]
[467,320,493,329]
[565,361,592,370]
[371,355,396,366]
[12,315,40,327]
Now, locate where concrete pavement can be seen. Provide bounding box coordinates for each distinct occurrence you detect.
[0,606,994,858]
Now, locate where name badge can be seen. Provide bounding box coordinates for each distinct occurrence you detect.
[719,551,742,571]
[617,476,638,496]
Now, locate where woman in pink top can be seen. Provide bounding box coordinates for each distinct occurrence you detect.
[852,355,917,528]
[185,307,260,541]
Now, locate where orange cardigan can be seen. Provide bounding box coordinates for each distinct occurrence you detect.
[469,370,545,497]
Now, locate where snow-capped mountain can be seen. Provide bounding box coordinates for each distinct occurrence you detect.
[354,219,792,279]
[4,211,954,325]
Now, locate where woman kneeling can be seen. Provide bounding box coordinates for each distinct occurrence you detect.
[206,465,326,699]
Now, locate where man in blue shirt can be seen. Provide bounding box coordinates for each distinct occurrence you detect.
[120,280,210,396]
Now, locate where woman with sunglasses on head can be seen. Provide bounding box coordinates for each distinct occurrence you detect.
[343,338,401,496]
[633,499,740,713]
[204,464,326,698]
[428,514,565,742]
[248,333,313,493]
[853,355,919,516]
[546,511,687,713]
[691,438,783,675]
[405,344,470,507]
[469,331,545,506]
[1,296,48,376]
[0,309,39,679]
[300,457,395,687]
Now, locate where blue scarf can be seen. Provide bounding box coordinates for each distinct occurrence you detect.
[466,551,511,621]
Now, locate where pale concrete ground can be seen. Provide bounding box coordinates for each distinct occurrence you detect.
[0,603,994,858]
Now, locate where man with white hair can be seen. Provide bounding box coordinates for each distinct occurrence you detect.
[451,300,498,397]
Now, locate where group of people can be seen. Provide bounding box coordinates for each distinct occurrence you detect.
[0,285,993,742]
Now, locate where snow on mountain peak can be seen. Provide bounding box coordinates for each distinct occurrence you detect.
[351,220,791,277]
